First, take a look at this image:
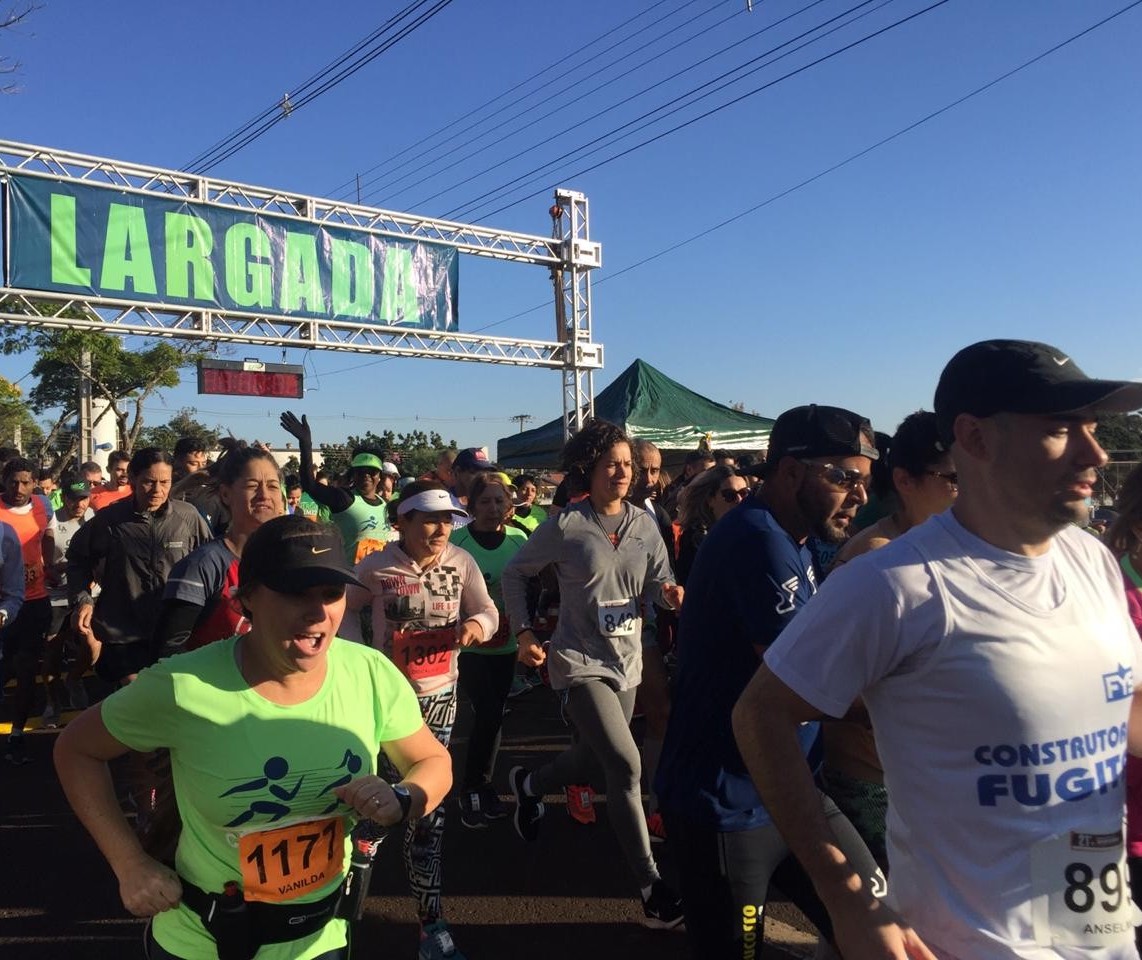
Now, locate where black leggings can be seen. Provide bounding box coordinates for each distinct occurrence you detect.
[144,920,349,959]
[457,652,515,790]
[664,794,885,960]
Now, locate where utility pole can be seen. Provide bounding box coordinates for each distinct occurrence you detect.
[510,413,532,434]
[78,347,94,463]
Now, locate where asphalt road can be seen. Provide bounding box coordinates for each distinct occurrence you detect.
[1,676,816,959]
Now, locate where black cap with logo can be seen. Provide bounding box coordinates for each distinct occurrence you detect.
[764,404,879,473]
[239,515,365,594]
[934,339,1142,443]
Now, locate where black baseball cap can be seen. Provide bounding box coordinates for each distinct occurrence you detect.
[63,480,91,498]
[239,515,364,594]
[934,339,1142,443]
[453,447,495,473]
[764,405,879,472]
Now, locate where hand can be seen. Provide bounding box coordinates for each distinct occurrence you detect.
[662,583,684,610]
[72,602,94,637]
[115,853,183,918]
[456,619,484,647]
[518,635,546,667]
[279,411,312,447]
[829,893,937,960]
[334,775,407,827]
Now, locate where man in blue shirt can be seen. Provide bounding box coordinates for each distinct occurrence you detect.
[655,404,885,958]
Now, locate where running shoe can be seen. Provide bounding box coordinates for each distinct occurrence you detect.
[641,879,685,930]
[418,919,467,960]
[510,766,545,842]
[4,735,29,765]
[41,704,61,729]
[565,784,596,825]
[458,789,488,829]
[477,782,508,820]
[646,810,666,843]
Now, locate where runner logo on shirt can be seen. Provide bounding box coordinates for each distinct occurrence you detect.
[775,576,800,615]
[1102,664,1133,703]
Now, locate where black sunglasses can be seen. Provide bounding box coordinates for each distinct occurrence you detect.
[926,470,958,486]
[719,487,750,504]
[799,460,871,492]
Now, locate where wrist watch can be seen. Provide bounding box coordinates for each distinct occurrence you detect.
[391,783,413,821]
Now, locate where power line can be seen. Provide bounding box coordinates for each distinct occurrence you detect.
[311,0,1139,378]
[328,0,714,201]
[379,0,834,211]
[184,0,456,174]
[359,0,742,207]
[448,0,919,223]
[431,0,884,220]
[182,1,434,172]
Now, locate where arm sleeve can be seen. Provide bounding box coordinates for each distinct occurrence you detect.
[457,550,499,642]
[153,599,203,657]
[0,523,25,622]
[502,518,563,629]
[304,479,354,514]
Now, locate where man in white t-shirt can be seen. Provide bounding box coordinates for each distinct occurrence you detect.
[731,339,1142,960]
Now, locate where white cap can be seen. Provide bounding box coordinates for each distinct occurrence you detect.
[396,488,469,518]
[381,461,400,477]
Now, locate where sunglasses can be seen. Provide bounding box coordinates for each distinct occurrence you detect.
[799,460,871,492]
[926,470,958,486]
[719,487,750,504]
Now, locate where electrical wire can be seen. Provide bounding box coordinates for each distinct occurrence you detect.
[433,0,889,220]
[185,0,456,174]
[327,0,714,201]
[448,0,926,223]
[360,0,739,207]
[311,0,1139,378]
[183,0,433,172]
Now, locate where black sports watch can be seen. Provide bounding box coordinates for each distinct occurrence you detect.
[391,783,413,822]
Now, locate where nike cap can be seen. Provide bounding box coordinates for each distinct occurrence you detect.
[350,452,384,471]
[453,447,496,473]
[934,339,1142,444]
[239,514,365,594]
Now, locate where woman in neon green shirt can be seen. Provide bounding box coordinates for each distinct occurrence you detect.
[54,515,451,960]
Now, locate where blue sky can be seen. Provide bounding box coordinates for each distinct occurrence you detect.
[2,0,1140,455]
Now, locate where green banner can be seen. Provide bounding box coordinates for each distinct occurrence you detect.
[3,173,458,330]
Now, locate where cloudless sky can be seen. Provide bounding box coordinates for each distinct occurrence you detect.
[2,0,1140,455]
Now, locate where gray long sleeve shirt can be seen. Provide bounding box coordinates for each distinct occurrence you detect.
[501,500,675,691]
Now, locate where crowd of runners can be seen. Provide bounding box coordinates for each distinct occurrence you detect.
[2,337,1142,960]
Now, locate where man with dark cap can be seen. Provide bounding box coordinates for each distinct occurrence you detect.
[734,340,1142,960]
[655,403,885,958]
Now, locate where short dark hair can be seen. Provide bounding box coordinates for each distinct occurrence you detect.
[285,473,302,491]
[173,436,206,458]
[2,457,35,481]
[888,411,945,483]
[514,473,539,487]
[0,447,22,464]
[128,447,174,478]
[79,461,102,476]
[108,450,130,468]
[561,419,632,489]
[37,468,54,482]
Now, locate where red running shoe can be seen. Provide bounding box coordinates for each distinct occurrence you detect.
[565,784,596,825]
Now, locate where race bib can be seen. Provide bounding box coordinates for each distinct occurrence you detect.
[596,598,638,638]
[391,626,455,681]
[1030,828,1140,947]
[237,816,344,904]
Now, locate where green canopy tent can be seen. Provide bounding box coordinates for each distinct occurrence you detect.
[496,359,774,468]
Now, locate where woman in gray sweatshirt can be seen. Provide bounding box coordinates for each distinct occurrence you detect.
[501,418,685,929]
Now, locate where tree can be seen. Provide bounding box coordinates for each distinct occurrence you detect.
[137,408,222,455]
[1,3,39,95]
[10,328,205,457]
[1096,413,1142,457]
[0,374,43,452]
[319,429,456,479]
